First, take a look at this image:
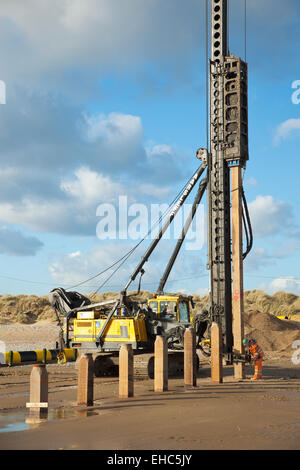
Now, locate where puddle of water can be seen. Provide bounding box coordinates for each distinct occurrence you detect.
[0,408,100,433]
[0,411,29,433]
[0,422,29,433]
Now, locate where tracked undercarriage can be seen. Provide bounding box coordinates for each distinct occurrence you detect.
[92,351,192,379]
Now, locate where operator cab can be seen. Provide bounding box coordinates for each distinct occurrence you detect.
[148,295,192,323]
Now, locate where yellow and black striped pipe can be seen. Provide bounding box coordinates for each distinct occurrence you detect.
[0,348,77,366]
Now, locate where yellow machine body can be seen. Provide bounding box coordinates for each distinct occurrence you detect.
[56,295,199,377]
[72,314,148,351]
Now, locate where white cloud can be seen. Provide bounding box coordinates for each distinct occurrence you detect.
[61,166,125,206]
[0,199,87,234]
[244,177,258,188]
[81,112,143,145]
[48,242,161,290]
[0,162,176,237]
[244,247,277,272]
[0,226,43,256]
[0,0,297,104]
[267,277,300,295]
[0,0,203,91]
[76,111,147,174]
[69,251,81,258]
[138,183,171,200]
[248,195,293,238]
[274,118,300,145]
[244,239,300,273]
[48,236,207,293]
[145,143,173,158]
[0,98,184,236]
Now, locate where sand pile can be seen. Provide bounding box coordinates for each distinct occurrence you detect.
[244,309,300,354]
[191,291,300,353]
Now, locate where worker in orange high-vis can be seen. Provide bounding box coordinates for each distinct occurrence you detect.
[243,338,264,380]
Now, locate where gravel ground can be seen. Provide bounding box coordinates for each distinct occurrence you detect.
[0,324,60,351]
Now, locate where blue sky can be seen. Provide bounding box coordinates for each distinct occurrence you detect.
[0,0,299,297]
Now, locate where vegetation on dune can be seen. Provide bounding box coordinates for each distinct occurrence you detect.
[1,290,300,325]
[0,290,300,353]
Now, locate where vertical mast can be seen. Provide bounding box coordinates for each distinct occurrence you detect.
[211,0,228,59]
[207,0,233,359]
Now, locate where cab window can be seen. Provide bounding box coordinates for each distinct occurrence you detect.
[160,301,177,319]
[149,301,158,314]
[178,301,189,323]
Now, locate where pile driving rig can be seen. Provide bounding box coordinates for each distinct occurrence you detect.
[49,167,208,377]
[49,0,252,376]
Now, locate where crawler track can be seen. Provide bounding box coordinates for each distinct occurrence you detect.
[92,351,198,379]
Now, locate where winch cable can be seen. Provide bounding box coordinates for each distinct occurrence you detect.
[242,208,250,256]
[68,174,195,292]
[92,164,206,296]
[66,247,138,291]
[90,249,134,297]
[241,185,253,260]
[66,175,190,290]
[66,165,206,292]
[122,164,206,293]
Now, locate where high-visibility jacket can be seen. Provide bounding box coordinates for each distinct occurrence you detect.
[249,341,264,361]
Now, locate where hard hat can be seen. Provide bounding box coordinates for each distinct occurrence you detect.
[242,338,249,346]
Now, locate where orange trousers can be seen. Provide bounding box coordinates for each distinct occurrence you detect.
[253,359,263,379]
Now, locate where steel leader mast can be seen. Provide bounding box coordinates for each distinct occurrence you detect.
[205,0,249,362]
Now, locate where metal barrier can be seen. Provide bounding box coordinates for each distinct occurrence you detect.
[0,348,77,366]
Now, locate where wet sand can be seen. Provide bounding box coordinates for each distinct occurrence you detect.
[0,356,300,450]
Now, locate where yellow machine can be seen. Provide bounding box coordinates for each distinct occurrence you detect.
[72,293,194,347]
[49,288,204,377]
